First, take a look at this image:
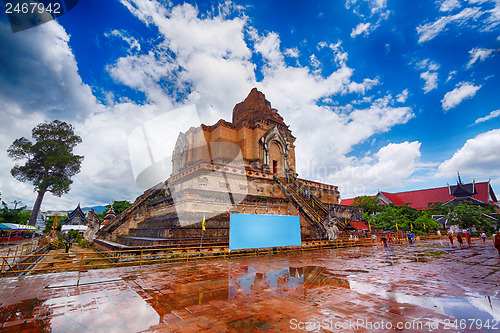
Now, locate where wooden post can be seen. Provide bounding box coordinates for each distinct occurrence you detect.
[77,253,85,287]
[0,257,6,276]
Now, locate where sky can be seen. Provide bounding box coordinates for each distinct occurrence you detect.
[0,0,499,211]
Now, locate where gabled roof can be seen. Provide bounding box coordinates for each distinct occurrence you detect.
[450,181,477,197]
[61,204,86,225]
[341,181,497,210]
[346,222,369,230]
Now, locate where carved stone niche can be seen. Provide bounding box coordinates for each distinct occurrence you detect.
[171,132,188,176]
[259,126,289,176]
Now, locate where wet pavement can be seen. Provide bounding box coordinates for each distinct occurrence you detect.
[0,239,499,332]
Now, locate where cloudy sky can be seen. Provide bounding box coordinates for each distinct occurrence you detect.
[0,0,499,211]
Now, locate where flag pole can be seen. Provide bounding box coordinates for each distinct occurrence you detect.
[200,214,205,251]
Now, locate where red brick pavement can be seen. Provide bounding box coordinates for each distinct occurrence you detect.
[0,239,499,332]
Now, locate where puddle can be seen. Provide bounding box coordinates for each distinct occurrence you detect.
[350,281,500,332]
[46,277,122,288]
[229,265,350,298]
[0,298,43,322]
[228,313,273,332]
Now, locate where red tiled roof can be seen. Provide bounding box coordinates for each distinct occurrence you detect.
[382,182,494,209]
[341,181,496,210]
[348,222,369,230]
[340,198,357,206]
[379,192,406,206]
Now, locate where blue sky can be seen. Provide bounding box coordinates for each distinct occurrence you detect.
[0,0,499,210]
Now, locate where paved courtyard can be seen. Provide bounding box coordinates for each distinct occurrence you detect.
[0,239,499,332]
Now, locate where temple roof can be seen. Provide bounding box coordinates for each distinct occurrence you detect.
[232,88,287,127]
[449,181,478,197]
[61,204,86,225]
[103,206,116,220]
[340,181,498,210]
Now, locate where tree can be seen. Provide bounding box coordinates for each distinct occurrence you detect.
[367,203,438,234]
[351,196,383,216]
[427,201,448,216]
[7,120,83,225]
[445,203,495,231]
[0,202,31,225]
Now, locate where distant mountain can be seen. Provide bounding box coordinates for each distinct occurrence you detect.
[81,206,107,214]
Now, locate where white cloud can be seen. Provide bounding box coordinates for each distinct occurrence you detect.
[437,129,500,178]
[348,78,380,94]
[441,82,481,110]
[446,70,457,82]
[466,47,495,68]
[475,109,500,124]
[284,47,299,58]
[417,7,481,43]
[420,71,439,93]
[327,141,422,198]
[105,29,141,52]
[0,21,97,122]
[416,58,440,71]
[439,0,462,12]
[351,22,372,38]
[396,89,409,103]
[309,54,321,69]
[346,0,389,17]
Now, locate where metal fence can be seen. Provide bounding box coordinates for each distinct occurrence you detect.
[0,235,440,277]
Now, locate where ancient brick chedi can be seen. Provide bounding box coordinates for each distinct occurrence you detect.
[97,89,360,247]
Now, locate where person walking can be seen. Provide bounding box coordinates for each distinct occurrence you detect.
[480,232,486,243]
[465,232,472,247]
[387,232,393,244]
[494,231,500,256]
[457,233,464,248]
[381,233,388,247]
[409,231,415,244]
[448,232,454,247]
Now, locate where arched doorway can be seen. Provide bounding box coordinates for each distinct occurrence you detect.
[269,142,282,176]
[260,126,289,177]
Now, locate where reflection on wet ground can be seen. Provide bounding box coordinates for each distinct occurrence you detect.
[0,240,499,332]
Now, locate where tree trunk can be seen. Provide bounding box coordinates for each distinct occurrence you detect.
[29,190,45,226]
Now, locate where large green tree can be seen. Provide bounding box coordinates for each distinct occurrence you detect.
[445,203,495,230]
[351,196,383,217]
[7,120,83,225]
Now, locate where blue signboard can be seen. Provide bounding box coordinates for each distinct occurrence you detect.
[229,213,301,251]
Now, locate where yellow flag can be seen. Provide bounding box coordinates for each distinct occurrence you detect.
[202,214,206,231]
[395,222,399,231]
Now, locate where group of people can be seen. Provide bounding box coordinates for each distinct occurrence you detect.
[379,231,416,247]
[447,230,500,255]
[376,229,500,255]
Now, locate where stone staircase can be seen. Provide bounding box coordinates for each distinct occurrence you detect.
[274,176,347,237]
